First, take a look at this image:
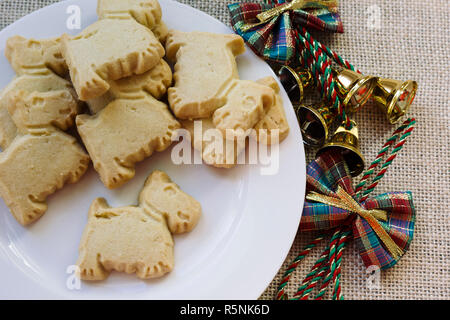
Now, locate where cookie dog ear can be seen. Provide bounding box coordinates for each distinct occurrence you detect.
[139,170,201,234]
[224,34,246,56]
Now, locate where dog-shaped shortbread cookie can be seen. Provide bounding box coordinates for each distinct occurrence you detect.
[86,58,172,114]
[61,18,164,101]
[0,35,89,225]
[97,0,168,43]
[0,74,79,149]
[212,79,275,138]
[76,170,201,280]
[0,36,79,149]
[165,31,285,144]
[77,64,179,189]
[166,30,246,119]
[5,35,68,77]
[0,90,89,225]
[179,77,290,168]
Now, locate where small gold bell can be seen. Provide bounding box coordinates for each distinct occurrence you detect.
[295,103,336,147]
[279,66,312,104]
[317,120,365,176]
[372,78,418,124]
[333,68,378,112]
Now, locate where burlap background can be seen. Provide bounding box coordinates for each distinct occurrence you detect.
[0,0,448,300]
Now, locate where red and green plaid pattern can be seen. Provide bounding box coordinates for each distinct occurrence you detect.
[228,0,343,64]
[300,150,415,270]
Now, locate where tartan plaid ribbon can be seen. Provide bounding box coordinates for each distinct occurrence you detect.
[300,149,415,270]
[228,0,343,64]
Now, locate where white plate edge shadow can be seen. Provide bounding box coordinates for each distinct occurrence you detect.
[0,0,306,300]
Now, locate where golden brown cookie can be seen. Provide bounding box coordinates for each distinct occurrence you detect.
[0,73,79,149]
[180,118,246,169]
[0,129,89,225]
[76,170,201,280]
[0,77,88,226]
[5,35,68,77]
[86,59,172,114]
[212,79,274,139]
[61,18,164,101]
[77,95,180,189]
[97,0,162,29]
[7,90,79,132]
[166,30,245,119]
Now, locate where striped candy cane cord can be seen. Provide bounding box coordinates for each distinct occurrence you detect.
[276,235,324,300]
[300,27,360,74]
[295,28,353,129]
[276,119,416,300]
[355,118,416,201]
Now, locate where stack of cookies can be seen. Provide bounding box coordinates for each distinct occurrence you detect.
[0,0,290,281]
[166,30,290,168]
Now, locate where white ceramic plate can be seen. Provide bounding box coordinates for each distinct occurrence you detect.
[0,0,306,299]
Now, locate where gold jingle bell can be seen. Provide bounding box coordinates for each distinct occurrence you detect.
[279,66,312,104]
[295,103,336,147]
[333,68,378,112]
[316,120,365,177]
[373,78,418,124]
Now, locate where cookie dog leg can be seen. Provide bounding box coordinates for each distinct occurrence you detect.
[77,198,111,281]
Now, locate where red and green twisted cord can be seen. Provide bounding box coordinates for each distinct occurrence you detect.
[296,28,353,129]
[355,118,416,201]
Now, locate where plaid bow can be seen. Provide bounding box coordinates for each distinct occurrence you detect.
[300,149,415,270]
[228,0,344,64]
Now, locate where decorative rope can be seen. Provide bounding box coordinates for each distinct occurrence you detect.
[292,245,330,299]
[300,27,360,74]
[276,235,324,300]
[296,28,353,129]
[355,118,416,201]
[331,230,351,300]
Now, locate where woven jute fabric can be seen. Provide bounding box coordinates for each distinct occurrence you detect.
[0,0,449,300]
